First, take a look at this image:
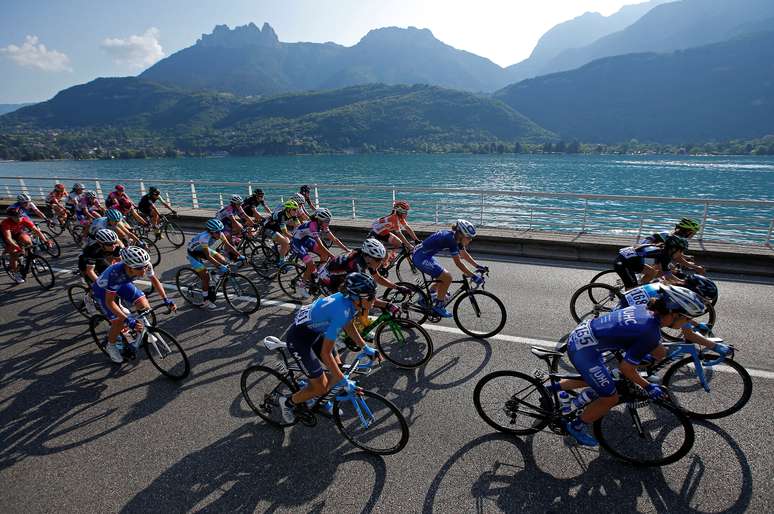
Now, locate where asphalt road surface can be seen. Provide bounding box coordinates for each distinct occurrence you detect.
[1,230,773,513]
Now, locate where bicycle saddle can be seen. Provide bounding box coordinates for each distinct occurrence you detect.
[263,336,287,351]
[530,346,563,360]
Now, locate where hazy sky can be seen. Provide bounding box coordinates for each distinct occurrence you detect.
[1,0,638,103]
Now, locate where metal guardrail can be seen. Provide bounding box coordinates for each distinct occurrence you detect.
[2,175,773,247]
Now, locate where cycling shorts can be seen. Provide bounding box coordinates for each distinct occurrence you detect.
[613,255,644,289]
[93,282,145,321]
[292,237,321,264]
[285,323,338,379]
[567,325,617,397]
[412,252,444,278]
[76,211,92,223]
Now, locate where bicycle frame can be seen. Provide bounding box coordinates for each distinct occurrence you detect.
[650,341,732,393]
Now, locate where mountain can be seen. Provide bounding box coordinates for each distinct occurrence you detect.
[0,103,34,116]
[494,30,774,143]
[505,0,667,83]
[140,23,509,96]
[542,0,774,76]
[0,77,553,158]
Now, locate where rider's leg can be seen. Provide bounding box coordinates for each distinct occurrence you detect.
[433,270,453,300]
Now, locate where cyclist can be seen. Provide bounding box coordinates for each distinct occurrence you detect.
[263,199,300,264]
[76,190,105,225]
[613,235,688,290]
[66,183,85,216]
[640,218,705,275]
[559,286,706,446]
[242,188,271,224]
[138,187,176,238]
[318,238,409,293]
[369,200,420,269]
[46,183,69,223]
[291,208,350,298]
[79,228,122,284]
[187,219,243,310]
[278,272,392,422]
[88,209,142,247]
[215,194,254,249]
[411,219,486,318]
[11,193,50,222]
[1,207,52,284]
[92,246,176,364]
[106,185,147,226]
[299,185,316,210]
[288,192,310,223]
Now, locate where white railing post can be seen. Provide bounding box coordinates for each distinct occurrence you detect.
[580,199,589,233]
[38,185,45,201]
[766,219,774,246]
[190,180,199,209]
[247,182,253,196]
[435,201,439,224]
[528,209,533,230]
[636,218,644,243]
[698,202,709,241]
[18,178,28,196]
[392,186,396,203]
[314,185,319,209]
[95,181,103,199]
[479,193,484,225]
[219,193,224,208]
[139,180,146,196]
[351,198,356,219]
[166,192,172,206]
[4,184,11,197]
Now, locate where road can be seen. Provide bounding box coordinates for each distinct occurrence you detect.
[1,230,773,513]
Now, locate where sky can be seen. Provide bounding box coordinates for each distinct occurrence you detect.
[0,0,637,103]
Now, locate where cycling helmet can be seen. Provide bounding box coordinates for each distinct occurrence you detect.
[393,200,410,214]
[54,183,65,191]
[344,272,376,300]
[291,192,305,204]
[85,190,97,199]
[73,183,84,190]
[115,184,125,192]
[299,185,311,194]
[455,219,477,238]
[661,285,706,317]
[312,208,332,223]
[664,234,688,252]
[206,218,224,232]
[253,188,264,196]
[95,228,119,244]
[230,194,243,205]
[120,246,151,269]
[149,186,160,195]
[106,209,123,222]
[676,218,700,232]
[6,207,20,217]
[283,199,299,210]
[683,274,719,304]
[361,238,387,259]
[17,193,31,203]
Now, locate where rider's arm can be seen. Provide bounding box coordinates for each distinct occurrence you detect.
[324,230,349,252]
[452,254,476,277]
[30,224,48,242]
[392,229,413,248]
[674,254,705,274]
[400,221,419,241]
[320,337,345,385]
[220,235,241,257]
[682,325,720,351]
[618,360,651,389]
[372,270,399,290]
[85,264,99,284]
[2,228,19,249]
[459,247,481,269]
[116,222,141,244]
[149,274,173,307]
[105,291,128,320]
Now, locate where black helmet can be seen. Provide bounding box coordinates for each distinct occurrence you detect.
[683,274,718,304]
[344,272,376,300]
[664,235,688,252]
[149,186,160,195]
[300,184,311,194]
[6,207,21,217]
[253,188,264,196]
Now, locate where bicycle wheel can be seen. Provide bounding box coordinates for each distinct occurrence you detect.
[277,263,307,301]
[163,221,186,248]
[29,255,55,290]
[144,327,190,380]
[223,273,261,314]
[241,365,299,428]
[67,283,92,318]
[333,390,409,455]
[661,303,716,342]
[375,318,433,368]
[380,281,429,324]
[593,398,694,467]
[1,253,10,276]
[89,314,111,356]
[250,243,280,280]
[47,218,65,236]
[569,283,623,323]
[39,231,61,258]
[453,290,506,339]
[175,267,205,306]
[473,370,552,435]
[139,238,161,267]
[662,354,752,419]
[588,270,624,301]
[395,253,423,284]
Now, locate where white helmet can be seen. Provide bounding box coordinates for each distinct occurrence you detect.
[361,238,386,259]
[230,194,243,204]
[120,246,151,269]
[455,219,477,238]
[94,228,119,244]
[17,193,31,203]
[313,208,332,222]
[661,285,706,317]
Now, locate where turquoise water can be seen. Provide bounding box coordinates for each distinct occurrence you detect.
[2,154,773,242]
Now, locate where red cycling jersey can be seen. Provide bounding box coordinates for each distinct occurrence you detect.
[1,217,35,237]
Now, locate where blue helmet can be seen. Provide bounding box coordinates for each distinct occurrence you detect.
[683,274,718,304]
[106,209,123,222]
[206,218,224,232]
[344,272,376,300]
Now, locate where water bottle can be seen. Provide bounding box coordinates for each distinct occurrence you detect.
[571,389,599,410]
[558,391,572,416]
[611,368,622,381]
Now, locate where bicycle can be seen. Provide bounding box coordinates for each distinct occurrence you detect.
[240,336,410,455]
[378,241,419,281]
[473,345,694,467]
[1,244,55,289]
[383,270,506,339]
[89,306,189,380]
[339,310,434,368]
[175,260,261,315]
[142,213,186,248]
[67,274,158,325]
[31,225,61,259]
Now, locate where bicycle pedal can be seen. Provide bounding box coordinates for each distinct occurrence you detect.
[297,410,317,427]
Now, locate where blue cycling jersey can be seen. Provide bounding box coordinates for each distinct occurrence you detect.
[414,230,460,259]
[10,201,36,218]
[293,292,356,341]
[618,283,662,308]
[94,262,155,294]
[570,305,661,365]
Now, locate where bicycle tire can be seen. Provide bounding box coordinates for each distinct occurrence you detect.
[453,290,506,339]
[144,327,190,380]
[588,270,624,301]
[175,267,205,306]
[569,283,623,323]
[163,221,186,248]
[375,318,433,368]
[1,253,10,276]
[67,283,91,318]
[29,254,55,290]
[250,243,280,280]
[47,218,65,236]
[395,253,423,284]
[593,398,694,467]
[139,238,161,267]
[277,263,307,301]
[223,273,261,314]
[660,303,716,342]
[240,365,298,428]
[333,390,409,455]
[89,314,111,356]
[380,281,429,324]
[473,370,552,435]
[662,354,752,419]
[39,231,61,258]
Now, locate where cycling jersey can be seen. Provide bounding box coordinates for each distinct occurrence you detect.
[216,204,249,227]
[371,213,403,236]
[567,306,662,396]
[76,197,102,219]
[47,191,67,205]
[92,262,154,321]
[106,192,135,213]
[292,220,327,242]
[78,242,120,280]
[263,206,297,236]
[88,217,110,236]
[412,230,461,278]
[318,250,370,288]
[67,191,83,206]
[618,283,662,309]
[137,194,157,215]
[9,201,38,219]
[639,231,670,245]
[2,218,35,250]
[614,245,671,288]
[242,195,267,216]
